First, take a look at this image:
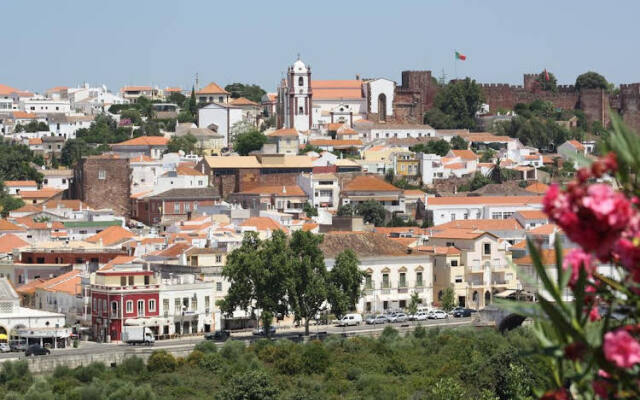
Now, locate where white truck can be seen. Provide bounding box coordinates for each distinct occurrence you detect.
[122,326,155,346]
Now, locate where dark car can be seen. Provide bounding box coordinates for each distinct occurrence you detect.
[204,330,230,341]
[252,326,276,336]
[453,308,478,318]
[25,344,50,356]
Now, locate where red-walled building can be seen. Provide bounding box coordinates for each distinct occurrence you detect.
[90,261,159,342]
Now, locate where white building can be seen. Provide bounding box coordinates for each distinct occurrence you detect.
[419,153,448,185]
[47,114,93,139]
[159,274,215,335]
[198,103,254,147]
[20,98,71,114]
[426,196,544,226]
[366,123,436,142]
[297,173,340,210]
[155,165,209,195]
[41,168,74,191]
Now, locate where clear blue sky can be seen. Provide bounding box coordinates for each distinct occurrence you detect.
[6,0,639,93]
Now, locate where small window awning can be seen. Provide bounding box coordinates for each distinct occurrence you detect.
[494,289,516,298]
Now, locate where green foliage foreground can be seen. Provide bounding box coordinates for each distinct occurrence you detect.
[0,327,550,400]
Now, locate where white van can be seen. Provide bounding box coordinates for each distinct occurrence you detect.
[336,313,362,327]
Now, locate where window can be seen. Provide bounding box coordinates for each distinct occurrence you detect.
[484,243,491,255]
[137,300,145,316]
[103,299,106,314]
[163,299,169,314]
[191,297,197,310]
[455,275,463,283]
[382,273,390,289]
[149,299,156,312]
[218,96,224,103]
[93,298,96,312]
[174,203,180,213]
[111,301,118,317]
[98,169,106,180]
[215,255,222,263]
[446,242,455,247]
[450,214,456,221]
[216,282,222,291]
[365,274,372,289]
[144,275,150,285]
[399,272,407,288]
[491,212,502,219]
[298,106,303,114]
[298,76,304,86]
[120,276,126,286]
[126,300,133,313]
[128,276,134,286]
[463,213,468,219]
[205,296,210,310]
[175,298,181,313]
[184,203,190,212]
[416,272,423,287]
[450,259,458,267]
[366,302,372,312]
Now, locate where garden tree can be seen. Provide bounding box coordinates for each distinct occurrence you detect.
[0,189,24,217]
[224,83,266,103]
[233,128,267,155]
[288,231,327,336]
[23,121,49,133]
[386,215,418,227]
[166,91,186,106]
[489,160,503,184]
[407,291,420,316]
[480,148,495,162]
[327,249,365,318]
[166,134,197,154]
[384,168,394,183]
[299,144,322,154]
[215,368,278,400]
[60,139,108,167]
[75,113,133,144]
[0,141,44,183]
[218,231,291,338]
[355,200,386,226]
[459,172,490,192]
[135,96,154,119]
[423,77,485,130]
[450,135,468,150]
[119,109,143,126]
[336,203,354,217]
[302,202,317,218]
[494,114,571,150]
[534,70,557,92]
[411,139,451,157]
[13,123,25,133]
[440,287,456,311]
[575,71,608,91]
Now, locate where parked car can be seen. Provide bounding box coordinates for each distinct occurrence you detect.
[453,308,477,318]
[449,307,465,315]
[336,313,362,327]
[429,310,449,319]
[252,326,276,336]
[365,315,389,325]
[9,340,27,352]
[25,344,50,356]
[204,330,230,341]
[389,313,409,323]
[0,343,10,353]
[414,311,429,321]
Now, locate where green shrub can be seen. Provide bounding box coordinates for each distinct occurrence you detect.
[120,356,145,376]
[73,362,106,383]
[219,340,245,362]
[186,350,204,366]
[301,341,329,374]
[379,326,399,342]
[214,368,278,400]
[199,352,223,372]
[146,351,176,373]
[413,325,427,339]
[193,340,218,354]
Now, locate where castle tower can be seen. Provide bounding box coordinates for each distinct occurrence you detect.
[284,57,312,131]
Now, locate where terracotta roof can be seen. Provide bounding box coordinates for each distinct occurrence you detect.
[460,133,513,143]
[567,140,585,151]
[450,150,478,160]
[320,232,412,258]
[311,80,362,89]
[230,97,258,106]
[203,156,261,169]
[99,256,138,271]
[238,185,306,196]
[327,123,344,131]
[529,223,557,235]
[130,155,155,163]
[524,155,541,160]
[309,139,362,147]
[12,111,38,119]
[174,165,205,176]
[38,270,82,296]
[15,279,47,295]
[4,180,37,187]
[0,84,19,96]
[525,182,550,194]
[301,222,319,232]
[0,220,25,232]
[112,136,169,147]
[14,217,64,230]
[157,242,191,258]
[343,175,399,192]
[390,237,419,247]
[374,227,429,236]
[18,188,62,199]
[444,162,465,170]
[433,219,523,231]
[0,233,29,252]
[415,245,462,255]
[240,216,289,233]
[121,86,152,92]
[267,128,298,137]
[516,210,548,220]
[514,249,568,266]
[28,138,42,145]
[403,189,425,197]
[197,82,229,95]
[43,200,90,211]
[164,87,182,92]
[310,80,363,100]
[427,196,543,206]
[11,204,41,214]
[429,228,494,240]
[86,226,133,246]
[511,240,527,249]
[337,128,358,135]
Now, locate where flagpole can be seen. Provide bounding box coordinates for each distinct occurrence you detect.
[454,50,457,80]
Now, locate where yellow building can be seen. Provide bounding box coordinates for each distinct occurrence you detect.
[393,152,420,177]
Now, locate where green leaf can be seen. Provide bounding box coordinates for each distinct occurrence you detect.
[527,238,566,308]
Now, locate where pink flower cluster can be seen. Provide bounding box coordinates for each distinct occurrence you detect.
[603,329,640,369]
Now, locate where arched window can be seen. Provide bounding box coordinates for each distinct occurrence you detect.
[438,290,443,300]
[378,93,387,121]
[111,301,118,317]
[472,291,479,304]
[485,291,491,306]
[298,76,304,86]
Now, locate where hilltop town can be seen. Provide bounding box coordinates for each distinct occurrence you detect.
[0,58,630,349]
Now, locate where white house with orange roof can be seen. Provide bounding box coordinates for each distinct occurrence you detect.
[264,128,300,155]
[196,82,229,104]
[297,173,340,210]
[33,269,88,322]
[4,180,38,196]
[514,210,549,230]
[558,139,589,167]
[446,149,479,175]
[341,175,406,215]
[418,153,449,185]
[238,216,288,240]
[198,102,255,146]
[426,195,544,226]
[111,136,169,159]
[154,165,208,195]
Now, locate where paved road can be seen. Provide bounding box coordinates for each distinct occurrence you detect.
[0,317,473,361]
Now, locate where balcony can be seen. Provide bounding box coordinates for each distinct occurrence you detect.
[492,280,508,286]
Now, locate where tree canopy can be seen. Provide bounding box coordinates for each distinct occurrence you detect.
[355,200,386,226]
[224,83,266,103]
[327,249,365,319]
[410,139,451,156]
[166,134,198,154]
[450,135,468,150]
[534,71,557,92]
[575,71,608,91]
[60,139,109,167]
[166,91,186,106]
[233,128,267,155]
[423,77,485,130]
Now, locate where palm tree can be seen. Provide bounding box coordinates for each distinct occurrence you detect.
[490,160,503,184]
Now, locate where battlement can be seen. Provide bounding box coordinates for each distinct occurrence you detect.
[620,83,640,91]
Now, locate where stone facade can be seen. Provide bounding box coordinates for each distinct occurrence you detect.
[72,156,131,217]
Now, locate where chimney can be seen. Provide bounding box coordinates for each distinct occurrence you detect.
[282,186,286,194]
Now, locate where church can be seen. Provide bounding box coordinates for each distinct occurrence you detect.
[276,58,396,131]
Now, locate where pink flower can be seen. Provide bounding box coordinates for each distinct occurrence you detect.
[581,184,631,231]
[588,307,600,322]
[592,380,609,398]
[603,329,640,369]
[563,248,595,287]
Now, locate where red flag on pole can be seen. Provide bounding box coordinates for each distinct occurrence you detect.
[544,69,550,81]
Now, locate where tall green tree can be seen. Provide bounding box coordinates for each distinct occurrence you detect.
[233,129,267,155]
[355,200,386,226]
[0,141,44,183]
[218,231,291,338]
[424,78,485,129]
[450,135,468,150]
[302,202,317,218]
[440,287,456,311]
[166,92,186,106]
[411,139,451,156]
[166,134,197,154]
[224,83,266,103]
[336,203,354,217]
[327,249,365,319]
[136,96,154,119]
[407,291,421,316]
[575,71,608,91]
[288,231,327,335]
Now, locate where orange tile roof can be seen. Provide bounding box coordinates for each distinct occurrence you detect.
[14,217,64,230]
[511,240,527,249]
[429,228,495,240]
[312,88,363,100]
[174,165,205,176]
[112,136,169,147]
[129,155,155,163]
[450,150,478,160]
[230,97,258,106]
[28,138,42,145]
[0,233,29,252]
[516,210,548,220]
[157,242,191,258]
[390,237,419,247]
[267,128,298,137]
[309,139,363,147]
[18,188,62,199]
[338,128,358,136]
[100,255,138,271]
[525,182,550,194]
[12,111,38,119]
[11,204,41,214]
[240,216,289,233]
[524,155,540,160]
[0,219,25,232]
[0,84,20,96]
[374,227,429,236]
[4,180,37,187]
[43,200,90,211]
[415,245,461,255]
[238,184,306,196]
[433,218,523,231]
[427,196,542,206]
[403,189,425,196]
[514,249,568,266]
[38,270,82,296]
[568,140,585,151]
[327,123,344,131]
[312,80,363,89]
[444,162,465,170]
[302,222,319,232]
[197,82,228,95]
[529,223,557,235]
[164,87,182,92]
[343,175,399,192]
[86,226,134,246]
[121,86,152,92]
[15,278,47,295]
